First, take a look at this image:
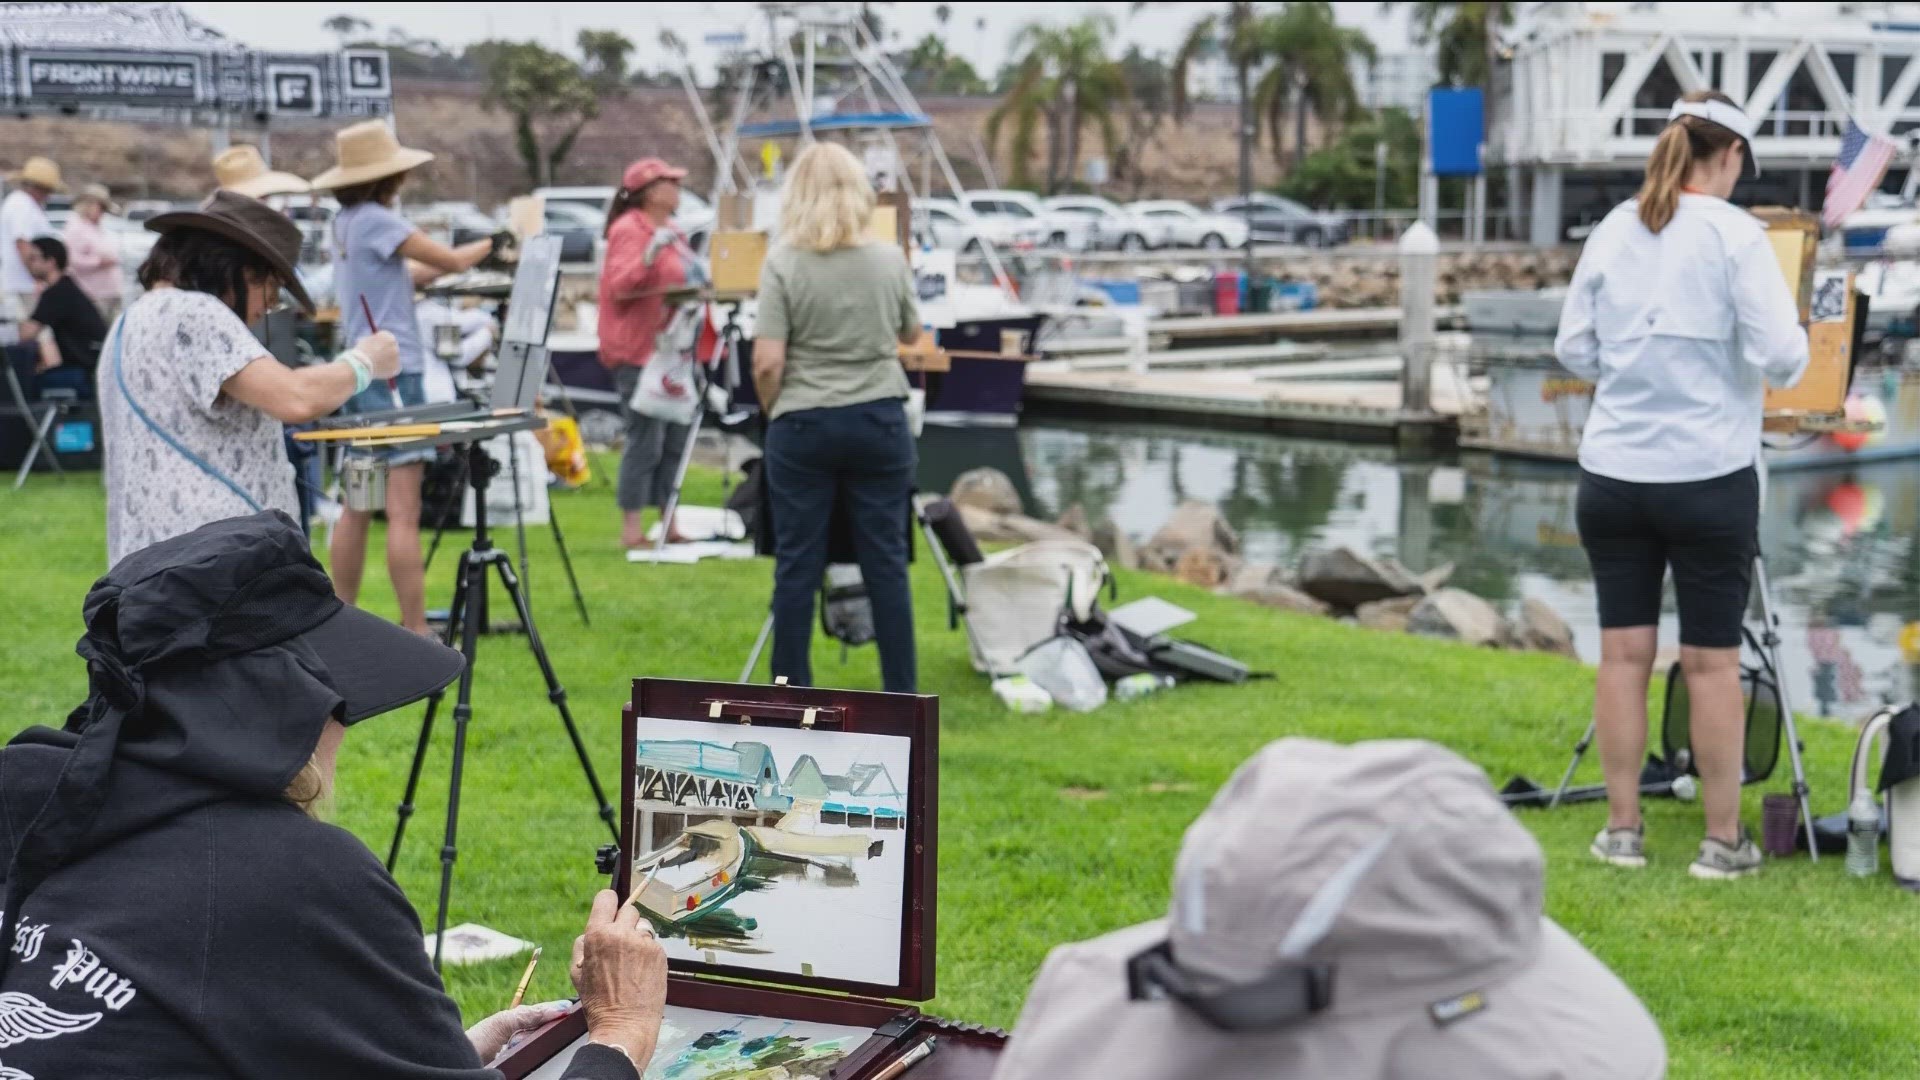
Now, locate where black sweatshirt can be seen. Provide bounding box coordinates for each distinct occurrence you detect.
[0,725,635,1080]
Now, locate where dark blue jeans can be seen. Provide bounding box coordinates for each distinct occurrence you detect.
[765,398,917,693]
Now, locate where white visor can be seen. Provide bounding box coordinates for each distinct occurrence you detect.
[1668,98,1759,176]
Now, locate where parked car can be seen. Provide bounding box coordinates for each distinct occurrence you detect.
[409,202,500,247]
[541,202,604,264]
[1041,195,1168,251]
[961,189,1092,251]
[913,197,1045,253]
[1125,200,1250,250]
[1211,194,1348,247]
[535,183,713,232]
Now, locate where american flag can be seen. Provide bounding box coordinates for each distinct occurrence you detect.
[1824,118,1899,229]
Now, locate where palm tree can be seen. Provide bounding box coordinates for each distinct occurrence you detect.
[1169,2,1264,200]
[1251,3,1375,169]
[1391,2,1518,88]
[986,15,1127,192]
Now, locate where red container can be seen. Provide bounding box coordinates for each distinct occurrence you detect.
[1213,270,1242,316]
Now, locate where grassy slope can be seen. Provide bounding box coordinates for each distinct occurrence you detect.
[1,463,1911,1078]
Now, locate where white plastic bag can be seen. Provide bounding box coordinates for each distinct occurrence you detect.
[1016,636,1108,713]
[628,348,699,425]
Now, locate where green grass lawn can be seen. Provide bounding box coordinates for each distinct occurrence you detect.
[2,460,1913,1078]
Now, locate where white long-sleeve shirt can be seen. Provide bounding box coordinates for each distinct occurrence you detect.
[1555,194,1810,483]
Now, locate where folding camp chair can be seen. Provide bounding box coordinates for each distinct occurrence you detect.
[3,344,81,489]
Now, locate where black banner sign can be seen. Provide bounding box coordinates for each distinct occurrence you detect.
[23,50,201,103]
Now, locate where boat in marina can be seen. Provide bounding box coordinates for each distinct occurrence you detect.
[629,820,754,926]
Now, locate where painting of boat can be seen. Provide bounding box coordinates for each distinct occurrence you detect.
[630,820,754,927]
[741,799,883,863]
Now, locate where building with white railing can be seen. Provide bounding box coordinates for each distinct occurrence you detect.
[1500,2,1920,243]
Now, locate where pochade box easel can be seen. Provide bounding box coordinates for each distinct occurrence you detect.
[497,679,1007,1080]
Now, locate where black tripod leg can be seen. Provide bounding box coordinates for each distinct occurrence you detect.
[387,547,473,872]
[432,549,486,972]
[424,449,473,575]
[492,557,619,842]
[545,495,591,626]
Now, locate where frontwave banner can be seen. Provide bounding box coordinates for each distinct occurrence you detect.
[0,3,389,121]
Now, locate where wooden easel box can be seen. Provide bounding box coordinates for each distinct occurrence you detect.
[1753,207,1854,416]
[496,679,1005,1080]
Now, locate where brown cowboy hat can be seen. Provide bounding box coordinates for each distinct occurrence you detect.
[145,190,314,314]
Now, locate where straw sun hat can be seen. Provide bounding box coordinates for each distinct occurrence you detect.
[308,121,434,192]
[214,146,311,200]
[10,156,64,192]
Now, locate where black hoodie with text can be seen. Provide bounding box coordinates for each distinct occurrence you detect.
[0,511,634,1080]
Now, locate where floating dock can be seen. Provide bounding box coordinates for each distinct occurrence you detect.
[1025,356,1468,443]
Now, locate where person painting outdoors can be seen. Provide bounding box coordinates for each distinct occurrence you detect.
[599,157,694,549]
[100,190,400,568]
[309,120,491,636]
[753,142,923,694]
[1,156,60,317]
[1555,90,1809,880]
[0,512,667,1080]
[62,184,125,322]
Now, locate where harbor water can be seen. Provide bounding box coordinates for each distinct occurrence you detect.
[920,420,1920,721]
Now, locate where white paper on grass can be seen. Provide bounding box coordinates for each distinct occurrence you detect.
[629,716,913,988]
[625,542,755,564]
[1106,596,1198,640]
[423,923,535,966]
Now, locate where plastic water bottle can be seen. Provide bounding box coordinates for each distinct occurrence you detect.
[1847,788,1881,877]
[1115,673,1176,702]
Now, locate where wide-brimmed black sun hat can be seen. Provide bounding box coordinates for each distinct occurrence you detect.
[146,189,315,313]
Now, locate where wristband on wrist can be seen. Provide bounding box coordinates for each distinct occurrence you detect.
[338,349,371,395]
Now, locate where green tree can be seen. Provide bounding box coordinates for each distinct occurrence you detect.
[577,29,635,88]
[1113,47,1173,198]
[1277,106,1419,209]
[1391,1,1516,88]
[478,41,601,187]
[323,14,369,43]
[1169,2,1265,200]
[900,34,987,95]
[986,14,1127,192]
[1251,3,1375,169]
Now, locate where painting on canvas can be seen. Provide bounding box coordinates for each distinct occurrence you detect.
[629,717,912,986]
[521,1007,873,1080]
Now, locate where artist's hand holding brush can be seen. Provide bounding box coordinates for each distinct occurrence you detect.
[572,888,668,1069]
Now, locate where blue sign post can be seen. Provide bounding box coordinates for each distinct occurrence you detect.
[1423,88,1490,243]
[1427,88,1486,177]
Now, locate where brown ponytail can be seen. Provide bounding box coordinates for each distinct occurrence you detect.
[1637,89,1746,233]
[603,186,640,239]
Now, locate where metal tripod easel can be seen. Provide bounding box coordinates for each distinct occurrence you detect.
[386,435,621,971]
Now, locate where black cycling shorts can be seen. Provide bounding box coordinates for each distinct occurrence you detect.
[1575,466,1758,648]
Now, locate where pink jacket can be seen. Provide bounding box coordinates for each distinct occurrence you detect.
[63,215,122,307]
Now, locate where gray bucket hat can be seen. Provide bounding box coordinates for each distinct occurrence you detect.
[991,739,1667,1080]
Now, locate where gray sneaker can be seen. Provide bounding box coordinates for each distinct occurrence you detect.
[1689,827,1763,880]
[1590,826,1646,868]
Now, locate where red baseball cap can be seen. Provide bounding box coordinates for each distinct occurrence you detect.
[622,158,688,192]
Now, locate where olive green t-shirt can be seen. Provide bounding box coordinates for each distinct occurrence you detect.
[756,240,920,419]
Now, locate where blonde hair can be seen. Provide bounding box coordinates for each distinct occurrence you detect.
[283,757,332,817]
[778,143,875,253]
[1637,89,1746,234]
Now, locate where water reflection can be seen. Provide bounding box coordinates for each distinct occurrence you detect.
[920,420,1920,719]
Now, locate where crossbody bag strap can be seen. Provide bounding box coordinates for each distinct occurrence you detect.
[111,313,263,512]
